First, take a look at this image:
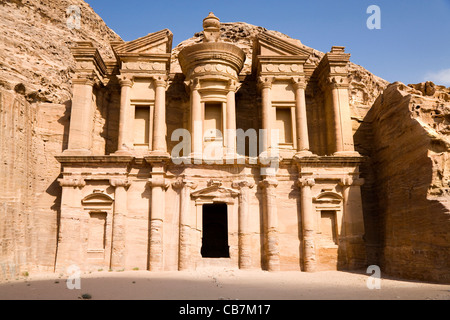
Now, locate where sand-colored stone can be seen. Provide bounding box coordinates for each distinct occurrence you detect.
[0,1,448,286]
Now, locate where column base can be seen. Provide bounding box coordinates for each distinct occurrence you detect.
[62,148,92,156]
[149,150,171,159]
[333,150,361,157]
[294,150,314,158]
[112,149,133,156]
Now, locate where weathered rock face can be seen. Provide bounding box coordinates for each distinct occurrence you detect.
[0,0,121,103]
[362,82,450,283]
[0,0,120,280]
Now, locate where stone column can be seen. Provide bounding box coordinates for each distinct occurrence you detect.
[190,79,203,160]
[259,77,273,153]
[109,178,131,270]
[117,76,133,153]
[152,76,168,154]
[66,77,95,155]
[292,77,312,156]
[259,178,280,271]
[56,177,86,271]
[148,163,168,271]
[232,180,255,269]
[173,178,197,271]
[298,177,316,272]
[330,80,345,153]
[339,176,366,269]
[226,80,238,159]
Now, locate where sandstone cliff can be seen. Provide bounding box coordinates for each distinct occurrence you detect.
[0,0,120,280]
[362,82,450,283]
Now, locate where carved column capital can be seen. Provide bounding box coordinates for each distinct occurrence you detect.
[153,75,168,88]
[227,79,241,92]
[339,177,365,187]
[72,74,97,87]
[298,177,316,188]
[172,178,198,190]
[327,75,349,89]
[259,178,278,189]
[291,77,306,90]
[117,74,133,87]
[258,76,274,90]
[232,180,255,190]
[148,176,170,190]
[58,177,86,188]
[110,178,131,189]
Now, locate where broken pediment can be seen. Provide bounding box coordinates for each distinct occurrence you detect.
[112,29,173,55]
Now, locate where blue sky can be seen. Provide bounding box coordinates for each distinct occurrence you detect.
[85,0,450,86]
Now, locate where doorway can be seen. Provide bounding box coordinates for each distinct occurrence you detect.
[201,203,230,258]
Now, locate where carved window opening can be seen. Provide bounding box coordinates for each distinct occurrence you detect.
[320,210,338,245]
[88,211,107,253]
[275,107,293,145]
[201,203,230,258]
[134,105,150,146]
[204,103,223,142]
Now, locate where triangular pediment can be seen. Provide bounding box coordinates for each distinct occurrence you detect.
[112,29,173,55]
[255,31,313,57]
[191,181,239,199]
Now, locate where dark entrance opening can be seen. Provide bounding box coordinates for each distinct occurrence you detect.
[201,203,230,258]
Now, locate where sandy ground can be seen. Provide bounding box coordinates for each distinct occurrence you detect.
[0,268,449,300]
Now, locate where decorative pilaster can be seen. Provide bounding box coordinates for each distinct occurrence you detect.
[116,76,133,154]
[172,178,198,271]
[258,77,274,153]
[339,176,366,269]
[225,80,239,159]
[292,77,312,156]
[152,76,168,154]
[298,177,316,272]
[318,46,359,156]
[147,164,169,271]
[65,76,95,155]
[259,178,280,271]
[190,79,202,161]
[232,180,255,269]
[109,178,131,269]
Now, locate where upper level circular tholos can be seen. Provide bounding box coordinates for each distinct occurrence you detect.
[178,41,246,82]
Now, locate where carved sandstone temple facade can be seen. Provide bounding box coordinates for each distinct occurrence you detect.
[55,13,366,272]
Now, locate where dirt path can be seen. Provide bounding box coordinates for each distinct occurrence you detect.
[0,269,449,300]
